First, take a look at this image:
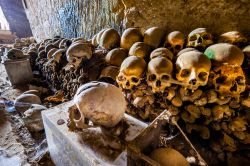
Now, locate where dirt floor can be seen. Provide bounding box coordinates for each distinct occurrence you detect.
[0,63,54,166]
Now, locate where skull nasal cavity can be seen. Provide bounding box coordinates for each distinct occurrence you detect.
[197,37,202,44]
[156,80,161,87]
[189,79,197,85]
[126,81,130,86]
[216,76,227,84]
[230,83,238,92]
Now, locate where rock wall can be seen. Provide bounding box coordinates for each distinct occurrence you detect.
[24,0,250,41]
[0,0,32,38]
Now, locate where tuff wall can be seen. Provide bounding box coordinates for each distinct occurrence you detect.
[24,0,250,41]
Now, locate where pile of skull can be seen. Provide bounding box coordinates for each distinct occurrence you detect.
[23,27,250,153]
[25,35,109,99]
[112,27,250,153]
[13,37,36,49]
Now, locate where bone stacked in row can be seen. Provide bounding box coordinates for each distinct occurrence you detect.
[114,27,249,153]
[11,27,250,153]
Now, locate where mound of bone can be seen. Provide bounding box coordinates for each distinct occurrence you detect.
[14,27,250,155]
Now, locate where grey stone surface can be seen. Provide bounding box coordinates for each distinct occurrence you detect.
[24,0,250,41]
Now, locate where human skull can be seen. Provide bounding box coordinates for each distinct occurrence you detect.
[91,34,98,47]
[66,42,92,68]
[38,45,45,52]
[105,48,128,66]
[14,94,42,112]
[129,42,152,59]
[6,48,26,59]
[176,51,211,90]
[29,37,36,43]
[143,27,165,48]
[116,56,146,90]
[73,82,126,128]
[72,37,87,44]
[47,48,58,59]
[120,28,143,50]
[59,38,71,49]
[15,38,21,43]
[52,49,65,63]
[150,47,173,60]
[218,31,247,47]
[147,56,173,93]
[22,90,41,97]
[165,31,185,55]
[210,65,246,97]
[187,28,213,50]
[177,48,199,57]
[99,66,119,83]
[96,28,107,45]
[243,45,250,69]
[24,104,47,132]
[45,43,57,54]
[53,39,62,48]
[150,148,189,166]
[99,28,120,50]
[204,43,244,66]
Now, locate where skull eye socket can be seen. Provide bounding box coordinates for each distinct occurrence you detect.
[202,34,210,40]
[73,109,81,120]
[198,72,208,81]
[180,69,190,77]
[161,75,170,80]
[72,58,76,63]
[216,76,227,84]
[148,74,156,81]
[189,35,197,41]
[117,75,125,81]
[131,77,139,83]
[236,76,245,85]
[165,43,172,48]
[175,45,181,50]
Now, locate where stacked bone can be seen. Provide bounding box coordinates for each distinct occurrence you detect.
[114,27,250,153]
[13,37,36,49]
[32,28,124,99]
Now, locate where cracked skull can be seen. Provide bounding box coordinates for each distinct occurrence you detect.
[116,56,146,90]
[73,81,126,128]
[210,65,245,97]
[218,31,247,47]
[66,42,92,68]
[187,28,213,50]
[204,43,244,66]
[147,56,173,93]
[204,43,245,97]
[165,31,185,55]
[176,51,211,90]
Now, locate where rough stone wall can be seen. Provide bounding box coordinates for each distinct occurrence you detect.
[25,0,250,41]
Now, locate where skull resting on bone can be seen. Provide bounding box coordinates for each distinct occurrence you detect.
[66,42,92,68]
[204,43,244,66]
[150,47,173,60]
[120,28,143,50]
[218,31,247,47]
[116,56,146,90]
[210,65,246,97]
[73,81,126,128]
[187,28,213,50]
[165,31,185,55]
[147,56,173,93]
[176,51,211,90]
